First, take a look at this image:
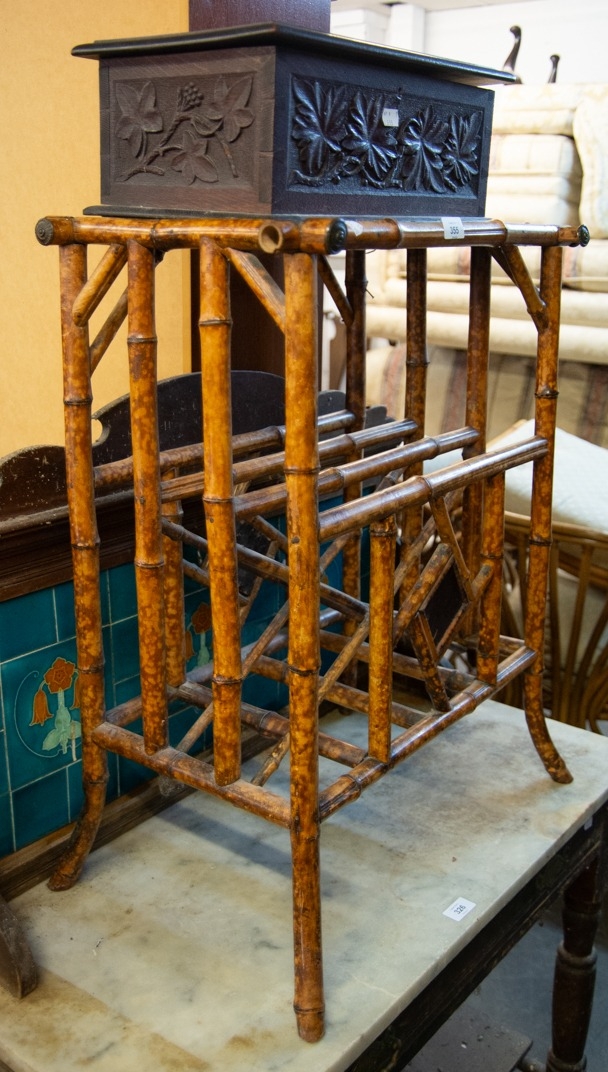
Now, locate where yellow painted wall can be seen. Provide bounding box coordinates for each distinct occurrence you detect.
[0,1,190,458]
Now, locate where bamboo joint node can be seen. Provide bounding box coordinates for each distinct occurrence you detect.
[127,334,158,345]
[287,664,320,678]
[77,663,105,676]
[283,466,321,477]
[528,535,552,548]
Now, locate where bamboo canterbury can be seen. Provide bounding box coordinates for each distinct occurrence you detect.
[36,211,580,1041]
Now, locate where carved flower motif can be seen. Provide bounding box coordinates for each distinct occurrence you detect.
[171,129,218,184]
[342,92,398,184]
[115,81,162,157]
[44,657,76,694]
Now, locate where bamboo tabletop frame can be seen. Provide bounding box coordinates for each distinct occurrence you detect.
[36,212,587,1042]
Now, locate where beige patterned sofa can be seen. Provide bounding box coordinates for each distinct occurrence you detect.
[364,83,608,447]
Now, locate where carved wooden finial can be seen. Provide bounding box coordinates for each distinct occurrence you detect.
[502,25,522,83]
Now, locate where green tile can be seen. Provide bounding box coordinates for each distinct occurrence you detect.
[12,768,70,851]
[0,588,57,662]
[168,703,212,753]
[0,732,9,797]
[2,644,82,792]
[114,676,141,707]
[117,753,156,796]
[109,615,140,684]
[52,581,76,643]
[107,562,137,623]
[0,792,14,857]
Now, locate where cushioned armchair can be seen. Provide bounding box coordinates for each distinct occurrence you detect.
[493,422,608,732]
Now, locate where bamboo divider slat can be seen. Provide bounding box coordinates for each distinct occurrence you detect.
[232,426,480,523]
[318,437,549,542]
[158,416,418,504]
[225,249,286,332]
[39,211,580,1042]
[72,243,128,326]
[368,515,397,762]
[92,407,356,492]
[400,248,428,606]
[476,472,506,685]
[317,255,353,326]
[127,240,168,755]
[199,237,242,787]
[491,244,548,331]
[460,246,491,639]
[161,480,186,688]
[337,252,367,687]
[92,722,291,826]
[317,644,537,823]
[90,289,128,372]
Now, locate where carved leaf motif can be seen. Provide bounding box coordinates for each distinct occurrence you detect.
[342,92,398,183]
[292,79,348,177]
[401,106,448,193]
[191,112,223,138]
[171,128,218,184]
[115,81,163,158]
[214,76,254,142]
[443,112,482,190]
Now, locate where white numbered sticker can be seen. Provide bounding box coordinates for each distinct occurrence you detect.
[441,216,465,240]
[382,107,400,128]
[443,897,476,921]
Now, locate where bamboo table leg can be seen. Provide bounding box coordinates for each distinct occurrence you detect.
[523,245,571,784]
[49,243,108,891]
[284,252,324,1042]
[199,237,243,787]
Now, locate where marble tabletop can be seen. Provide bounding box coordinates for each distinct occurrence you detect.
[2,701,608,1072]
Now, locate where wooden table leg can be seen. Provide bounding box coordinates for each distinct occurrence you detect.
[0,895,37,998]
[546,840,606,1071]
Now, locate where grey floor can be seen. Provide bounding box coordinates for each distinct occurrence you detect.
[409,906,608,1070]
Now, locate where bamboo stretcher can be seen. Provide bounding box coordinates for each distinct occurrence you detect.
[36,212,587,1042]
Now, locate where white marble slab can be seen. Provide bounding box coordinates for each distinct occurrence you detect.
[2,701,608,1072]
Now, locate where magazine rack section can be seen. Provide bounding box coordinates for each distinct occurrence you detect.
[35,212,585,1043]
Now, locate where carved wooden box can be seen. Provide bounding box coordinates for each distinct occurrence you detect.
[74,24,510,219]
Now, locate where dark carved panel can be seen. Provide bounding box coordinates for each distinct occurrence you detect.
[110,73,256,190]
[288,76,483,198]
[74,26,507,219]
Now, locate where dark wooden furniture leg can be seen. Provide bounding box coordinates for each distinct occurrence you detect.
[0,894,37,998]
[546,842,607,1072]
